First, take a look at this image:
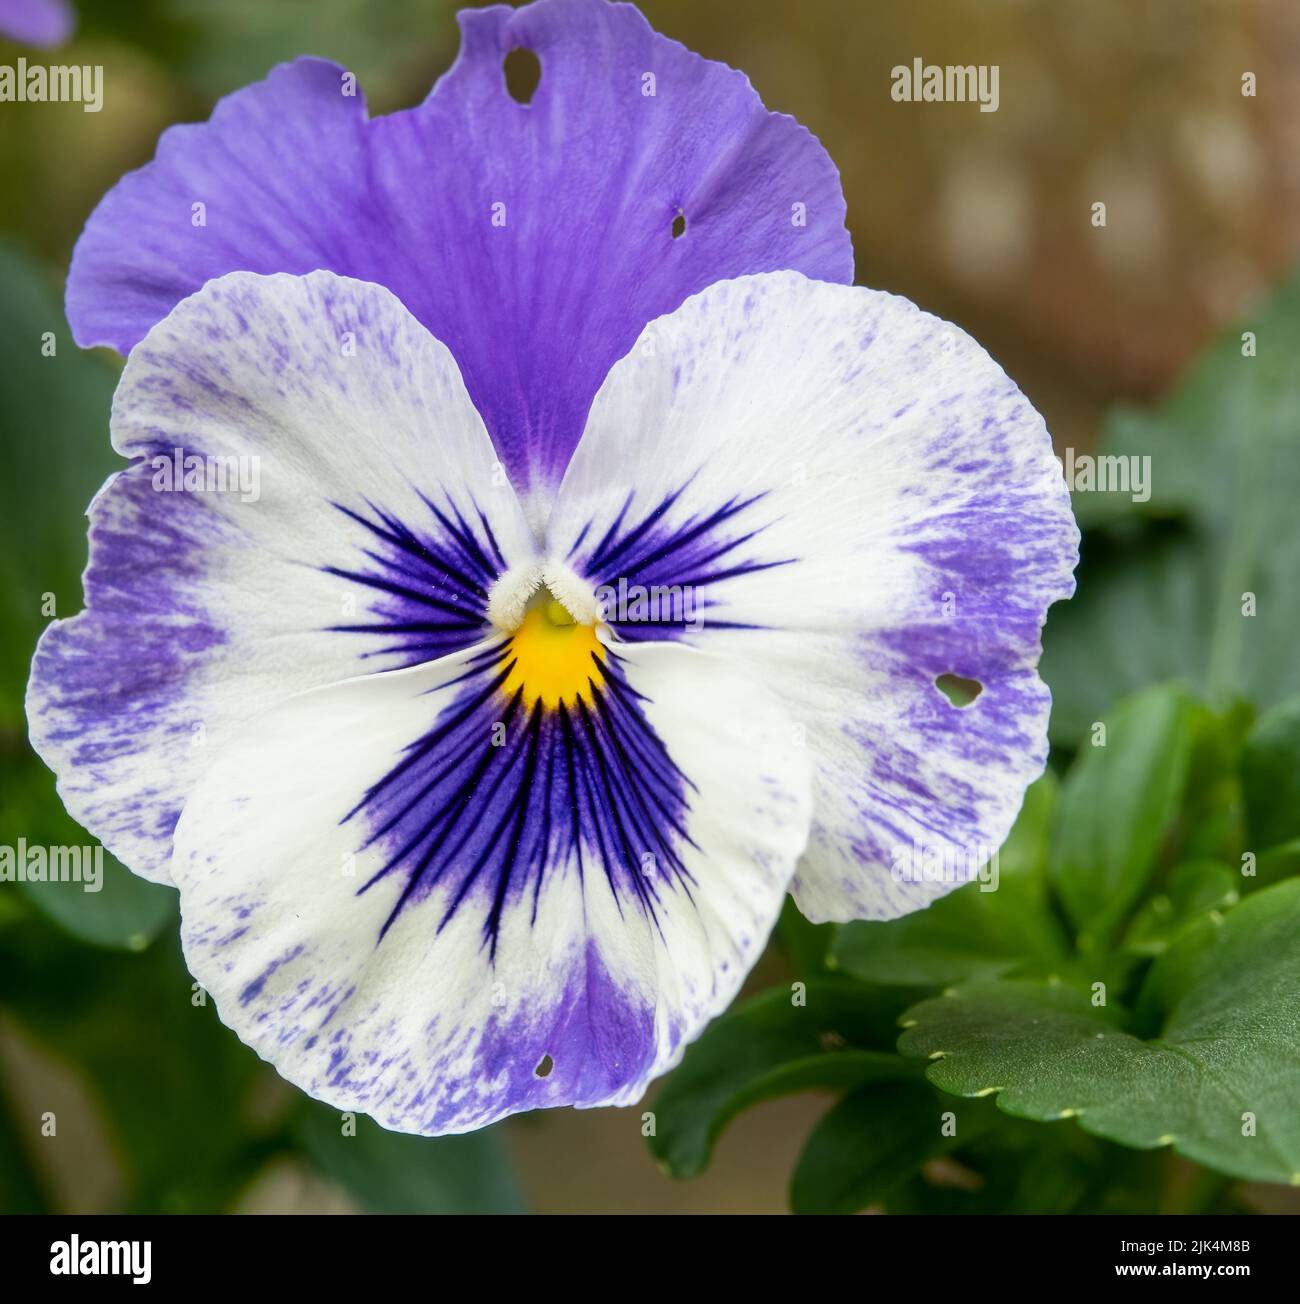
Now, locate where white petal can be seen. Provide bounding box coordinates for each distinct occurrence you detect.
[173,638,812,1134]
[27,270,534,882]
[546,271,1078,921]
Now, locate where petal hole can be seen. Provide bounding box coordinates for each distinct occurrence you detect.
[534,1053,554,1079]
[935,673,983,708]
[503,47,542,105]
[671,210,687,239]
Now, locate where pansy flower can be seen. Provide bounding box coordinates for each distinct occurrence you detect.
[28,0,1078,1134]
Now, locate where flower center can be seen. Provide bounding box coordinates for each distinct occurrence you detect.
[501,592,605,709]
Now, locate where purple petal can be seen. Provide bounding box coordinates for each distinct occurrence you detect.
[0,0,74,48]
[66,0,852,505]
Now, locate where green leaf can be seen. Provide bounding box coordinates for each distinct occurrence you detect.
[14,854,174,954]
[1041,264,1300,744]
[0,1065,52,1213]
[1,750,175,951]
[648,979,920,1179]
[0,918,268,1210]
[789,1079,977,1214]
[878,1109,1141,1214]
[1240,694,1300,852]
[1123,861,1238,957]
[1049,684,1199,950]
[898,879,1300,1186]
[295,1101,525,1214]
[832,772,1064,986]
[1253,838,1300,893]
[0,243,120,731]
[0,247,172,950]
[1099,266,1300,530]
[776,894,837,976]
[1040,525,1210,747]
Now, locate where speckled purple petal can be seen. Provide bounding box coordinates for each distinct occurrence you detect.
[547,271,1080,923]
[65,0,852,508]
[0,0,74,47]
[27,270,535,884]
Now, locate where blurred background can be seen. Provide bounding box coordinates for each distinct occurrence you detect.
[1,0,1297,1213]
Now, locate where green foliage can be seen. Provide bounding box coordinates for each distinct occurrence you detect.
[899,879,1300,1186]
[295,1102,526,1214]
[1123,861,1237,957]
[652,680,1300,1209]
[1049,685,1199,950]
[1,753,176,952]
[0,916,266,1211]
[0,879,524,1214]
[648,980,921,1180]
[0,245,176,951]
[0,243,120,731]
[789,1079,980,1214]
[1041,265,1300,744]
[1240,695,1300,852]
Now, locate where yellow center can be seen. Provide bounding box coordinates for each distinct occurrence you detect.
[501,597,605,709]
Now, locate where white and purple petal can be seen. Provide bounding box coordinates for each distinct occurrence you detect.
[174,639,812,1133]
[65,0,852,508]
[546,270,1080,922]
[27,271,534,882]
